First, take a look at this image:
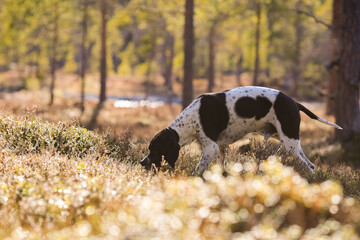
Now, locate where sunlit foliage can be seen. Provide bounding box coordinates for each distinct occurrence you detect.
[0,115,140,160]
[0,0,333,91]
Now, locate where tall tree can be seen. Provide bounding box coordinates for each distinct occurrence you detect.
[162,31,175,94]
[291,0,304,95]
[49,0,59,106]
[199,0,239,92]
[253,1,261,86]
[144,22,158,98]
[264,0,279,80]
[207,24,216,92]
[88,0,108,129]
[80,0,89,113]
[235,52,243,86]
[99,0,108,105]
[330,0,360,141]
[182,0,194,109]
[326,0,344,115]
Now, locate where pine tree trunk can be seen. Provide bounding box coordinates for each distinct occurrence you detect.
[291,0,303,95]
[49,1,58,106]
[253,2,261,86]
[207,24,216,92]
[333,0,360,141]
[265,0,275,79]
[235,53,243,86]
[80,0,88,113]
[326,0,344,115]
[163,32,175,94]
[99,0,107,104]
[182,0,194,109]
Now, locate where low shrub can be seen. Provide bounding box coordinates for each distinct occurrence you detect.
[0,153,359,239]
[0,116,144,162]
[1,116,360,239]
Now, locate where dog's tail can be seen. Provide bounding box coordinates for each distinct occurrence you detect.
[297,103,343,130]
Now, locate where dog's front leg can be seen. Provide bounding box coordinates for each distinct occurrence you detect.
[193,142,220,176]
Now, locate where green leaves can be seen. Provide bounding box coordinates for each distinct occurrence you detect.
[0,116,138,160]
[0,0,333,89]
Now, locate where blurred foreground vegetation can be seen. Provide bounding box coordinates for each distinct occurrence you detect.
[1,115,360,239]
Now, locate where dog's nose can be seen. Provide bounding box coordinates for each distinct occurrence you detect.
[140,156,152,170]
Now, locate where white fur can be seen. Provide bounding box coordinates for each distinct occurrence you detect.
[169,86,337,174]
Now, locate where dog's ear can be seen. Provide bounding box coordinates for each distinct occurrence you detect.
[164,140,180,168]
[163,128,180,168]
[148,128,180,169]
[147,130,165,168]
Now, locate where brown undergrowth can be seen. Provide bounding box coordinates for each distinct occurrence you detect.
[0,115,360,239]
[0,74,358,238]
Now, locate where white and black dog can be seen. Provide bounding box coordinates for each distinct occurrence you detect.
[141,86,342,174]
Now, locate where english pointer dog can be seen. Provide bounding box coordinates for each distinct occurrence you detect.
[141,86,342,174]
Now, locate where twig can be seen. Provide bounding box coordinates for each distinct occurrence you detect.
[132,5,183,16]
[292,8,335,30]
[300,82,335,100]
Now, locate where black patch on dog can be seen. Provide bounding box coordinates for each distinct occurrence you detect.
[274,92,300,139]
[199,92,230,142]
[141,128,180,169]
[234,96,272,120]
[297,103,318,120]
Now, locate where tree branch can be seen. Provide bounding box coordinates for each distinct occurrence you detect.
[292,9,336,30]
[132,5,183,16]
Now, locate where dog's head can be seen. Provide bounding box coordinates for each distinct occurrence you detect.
[140,128,180,170]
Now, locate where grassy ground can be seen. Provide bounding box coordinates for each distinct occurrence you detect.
[0,115,360,239]
[0,72,360,238]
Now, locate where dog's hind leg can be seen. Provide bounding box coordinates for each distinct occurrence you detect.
[272,102,315,173]
[279,135,315,173]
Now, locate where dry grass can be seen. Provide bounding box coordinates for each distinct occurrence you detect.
[1,72,359,238]
[0,112,360,239]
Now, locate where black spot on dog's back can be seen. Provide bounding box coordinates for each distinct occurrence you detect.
[235,96,272,120]
[199,92,229,142]
[274,92,300,139]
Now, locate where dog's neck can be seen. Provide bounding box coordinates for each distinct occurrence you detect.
[169,124,194,148]
[169,100,200,147]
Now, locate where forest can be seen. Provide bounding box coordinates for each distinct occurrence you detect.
[0,0,337,98]
[0,0,360,239]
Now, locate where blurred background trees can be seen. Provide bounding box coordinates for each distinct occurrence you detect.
[182,0,194,108]
[0,0,359,143]
[326,0,360,142]
[0,0,335,97]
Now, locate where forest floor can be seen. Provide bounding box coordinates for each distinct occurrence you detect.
[0,71,356,170]
[0,71,360,238]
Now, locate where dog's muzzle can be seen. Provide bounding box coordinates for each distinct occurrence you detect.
[140,155,152,170]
